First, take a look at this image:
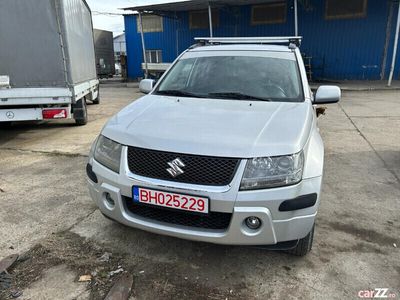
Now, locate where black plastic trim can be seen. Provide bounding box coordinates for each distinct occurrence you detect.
[86,163,98,183]
[279,193,318,212]
[253,239,299,251]
[123,196,232,230]
[127,146,240,186]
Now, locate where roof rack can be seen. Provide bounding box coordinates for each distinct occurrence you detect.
[194,36,302,48]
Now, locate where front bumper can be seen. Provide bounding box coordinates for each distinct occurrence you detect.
[87,147,322,246]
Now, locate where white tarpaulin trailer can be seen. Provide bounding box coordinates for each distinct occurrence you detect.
[0,0,100,125]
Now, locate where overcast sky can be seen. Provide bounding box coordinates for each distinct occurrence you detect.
[86,0,187,36]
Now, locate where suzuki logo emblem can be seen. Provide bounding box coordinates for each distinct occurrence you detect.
[6,111,14,119]
[166,158,185,178]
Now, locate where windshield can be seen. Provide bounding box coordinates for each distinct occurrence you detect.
[155,54,303,102]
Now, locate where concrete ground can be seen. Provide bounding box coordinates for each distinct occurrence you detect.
[0,83,399,299]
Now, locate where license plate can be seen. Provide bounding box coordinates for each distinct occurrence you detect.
[132,186,209,214]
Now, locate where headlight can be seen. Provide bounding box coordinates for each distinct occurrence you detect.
[94,135,122,173]
[240,152,304,190]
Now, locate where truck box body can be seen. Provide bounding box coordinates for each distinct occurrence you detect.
[94,29,116,78]
[0,0,97,88]
[0,0,99,124]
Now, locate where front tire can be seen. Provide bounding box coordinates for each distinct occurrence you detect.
[285,224,314,256]
[74,98,88,126]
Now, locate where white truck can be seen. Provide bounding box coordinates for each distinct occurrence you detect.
[0,0,99,126]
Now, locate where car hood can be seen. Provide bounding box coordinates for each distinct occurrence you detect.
[102,95,313,158]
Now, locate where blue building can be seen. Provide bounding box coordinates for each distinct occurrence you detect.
[123,0,400,82]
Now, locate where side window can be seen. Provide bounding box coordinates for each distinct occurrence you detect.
[189,10,219,29]
[251,2,287,25]
[137,15,163,33]
[145,50,163,63]
[325,0,367,20]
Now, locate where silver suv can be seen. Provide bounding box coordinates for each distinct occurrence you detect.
[87,37,340,256]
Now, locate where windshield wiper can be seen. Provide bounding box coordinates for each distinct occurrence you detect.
[156,90,205,98]
[207,92,271,102]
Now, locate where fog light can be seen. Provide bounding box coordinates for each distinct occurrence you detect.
[245,216,261,230]
[104,192,115,209]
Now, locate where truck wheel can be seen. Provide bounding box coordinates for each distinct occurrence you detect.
[92,89,100,105]
[285,224,314,256]
[74,98,88,126]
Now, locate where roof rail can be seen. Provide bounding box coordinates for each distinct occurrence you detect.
[194,36,302,48]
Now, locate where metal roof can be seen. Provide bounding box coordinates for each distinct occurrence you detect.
[123,0,279,12]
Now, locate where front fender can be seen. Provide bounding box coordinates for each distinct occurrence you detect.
[303,128,324,179]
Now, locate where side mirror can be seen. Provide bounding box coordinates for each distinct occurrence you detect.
[139,79,156,94]
[314,85,341,104]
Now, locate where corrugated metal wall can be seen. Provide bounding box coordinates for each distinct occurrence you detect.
[124,0,400,81]
[298,0,395,80]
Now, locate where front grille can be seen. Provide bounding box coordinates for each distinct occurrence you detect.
[127,147,240,186]
[124,197,232,230]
